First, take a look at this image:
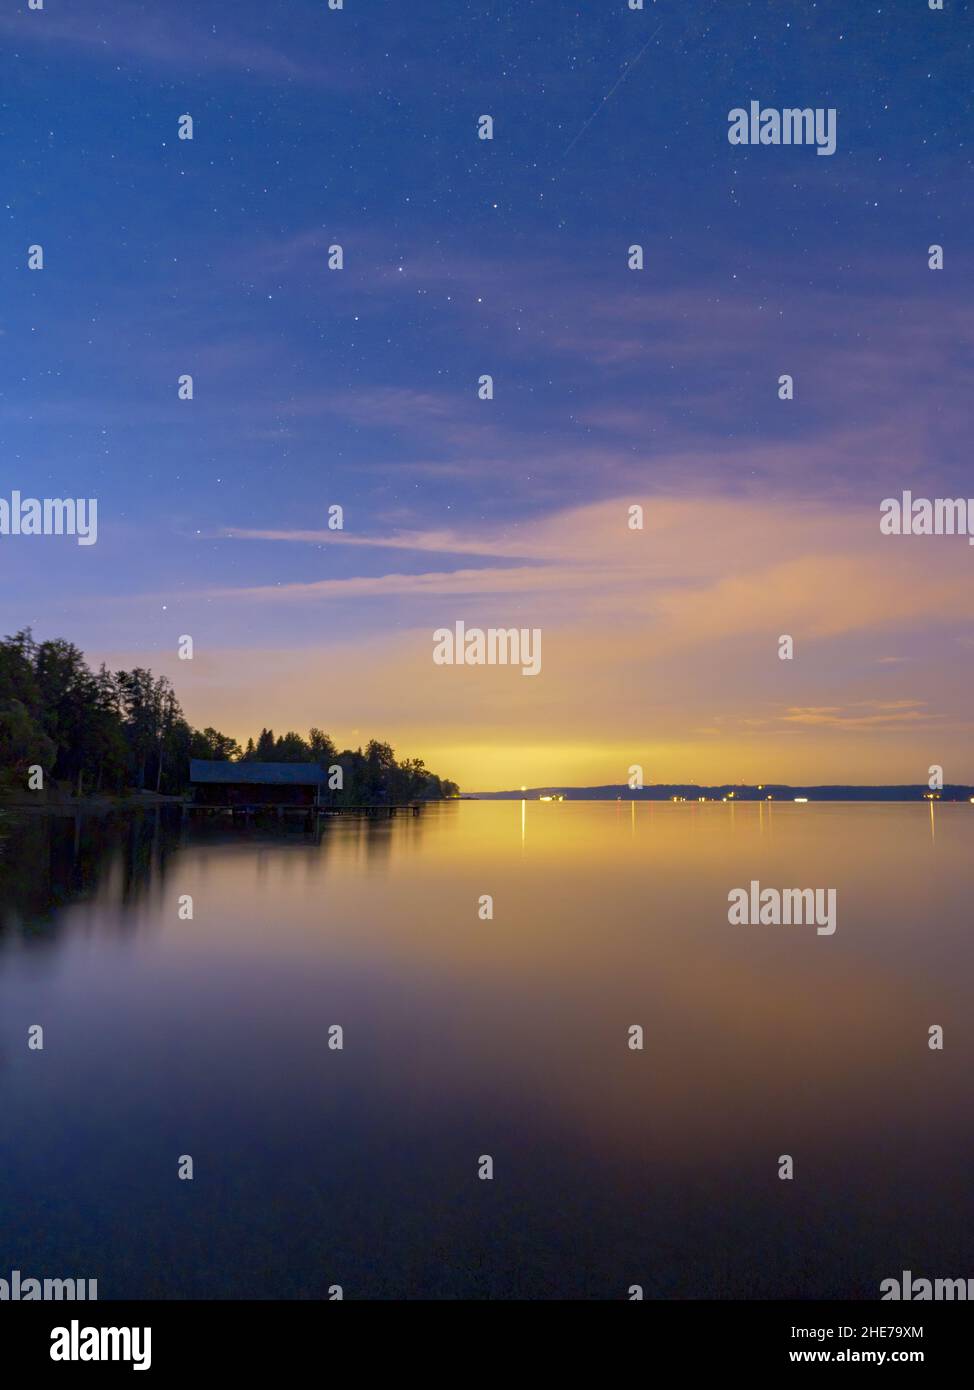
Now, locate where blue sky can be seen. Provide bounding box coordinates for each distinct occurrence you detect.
[1,0,971,786]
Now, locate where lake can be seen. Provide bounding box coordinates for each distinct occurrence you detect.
[1,800,971,1299]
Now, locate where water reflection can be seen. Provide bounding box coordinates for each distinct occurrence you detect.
[0,801,970,1300]
[0,809,182,943]
[0,806,421,947]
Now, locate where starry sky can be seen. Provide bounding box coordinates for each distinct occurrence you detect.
[2,0,972,789]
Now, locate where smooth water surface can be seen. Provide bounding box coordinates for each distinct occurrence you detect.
[1,801,971,1299]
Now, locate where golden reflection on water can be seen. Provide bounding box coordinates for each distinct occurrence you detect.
[135,801,972,1167]
[2,800,971,1299]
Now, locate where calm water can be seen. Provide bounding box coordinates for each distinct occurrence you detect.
[1,800,971,1300]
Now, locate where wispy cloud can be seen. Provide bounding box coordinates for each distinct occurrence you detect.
[205,564,591,602]
[220,526,544,561]
[0,1,352,85]
[203,496,974,646]
[779,702,941,731]
[81,492,974,788]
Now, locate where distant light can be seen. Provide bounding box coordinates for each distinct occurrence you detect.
[794,797,808,803]
[520,785,526,792]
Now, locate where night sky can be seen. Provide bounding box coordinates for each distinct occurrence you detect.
[2,0,971,788]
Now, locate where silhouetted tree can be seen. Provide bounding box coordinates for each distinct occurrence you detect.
[309,727,337,762]
[0,631,459,800]
[254,728,276,760]
[275,731,312,762]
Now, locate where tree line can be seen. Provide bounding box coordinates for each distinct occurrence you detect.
[0,629,459,802]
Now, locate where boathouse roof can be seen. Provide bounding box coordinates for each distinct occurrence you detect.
[190,760,327,786]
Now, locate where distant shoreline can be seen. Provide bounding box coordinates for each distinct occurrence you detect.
[469,784,974,802]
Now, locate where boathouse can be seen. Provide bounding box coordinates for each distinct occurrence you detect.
[189,760,326,808]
